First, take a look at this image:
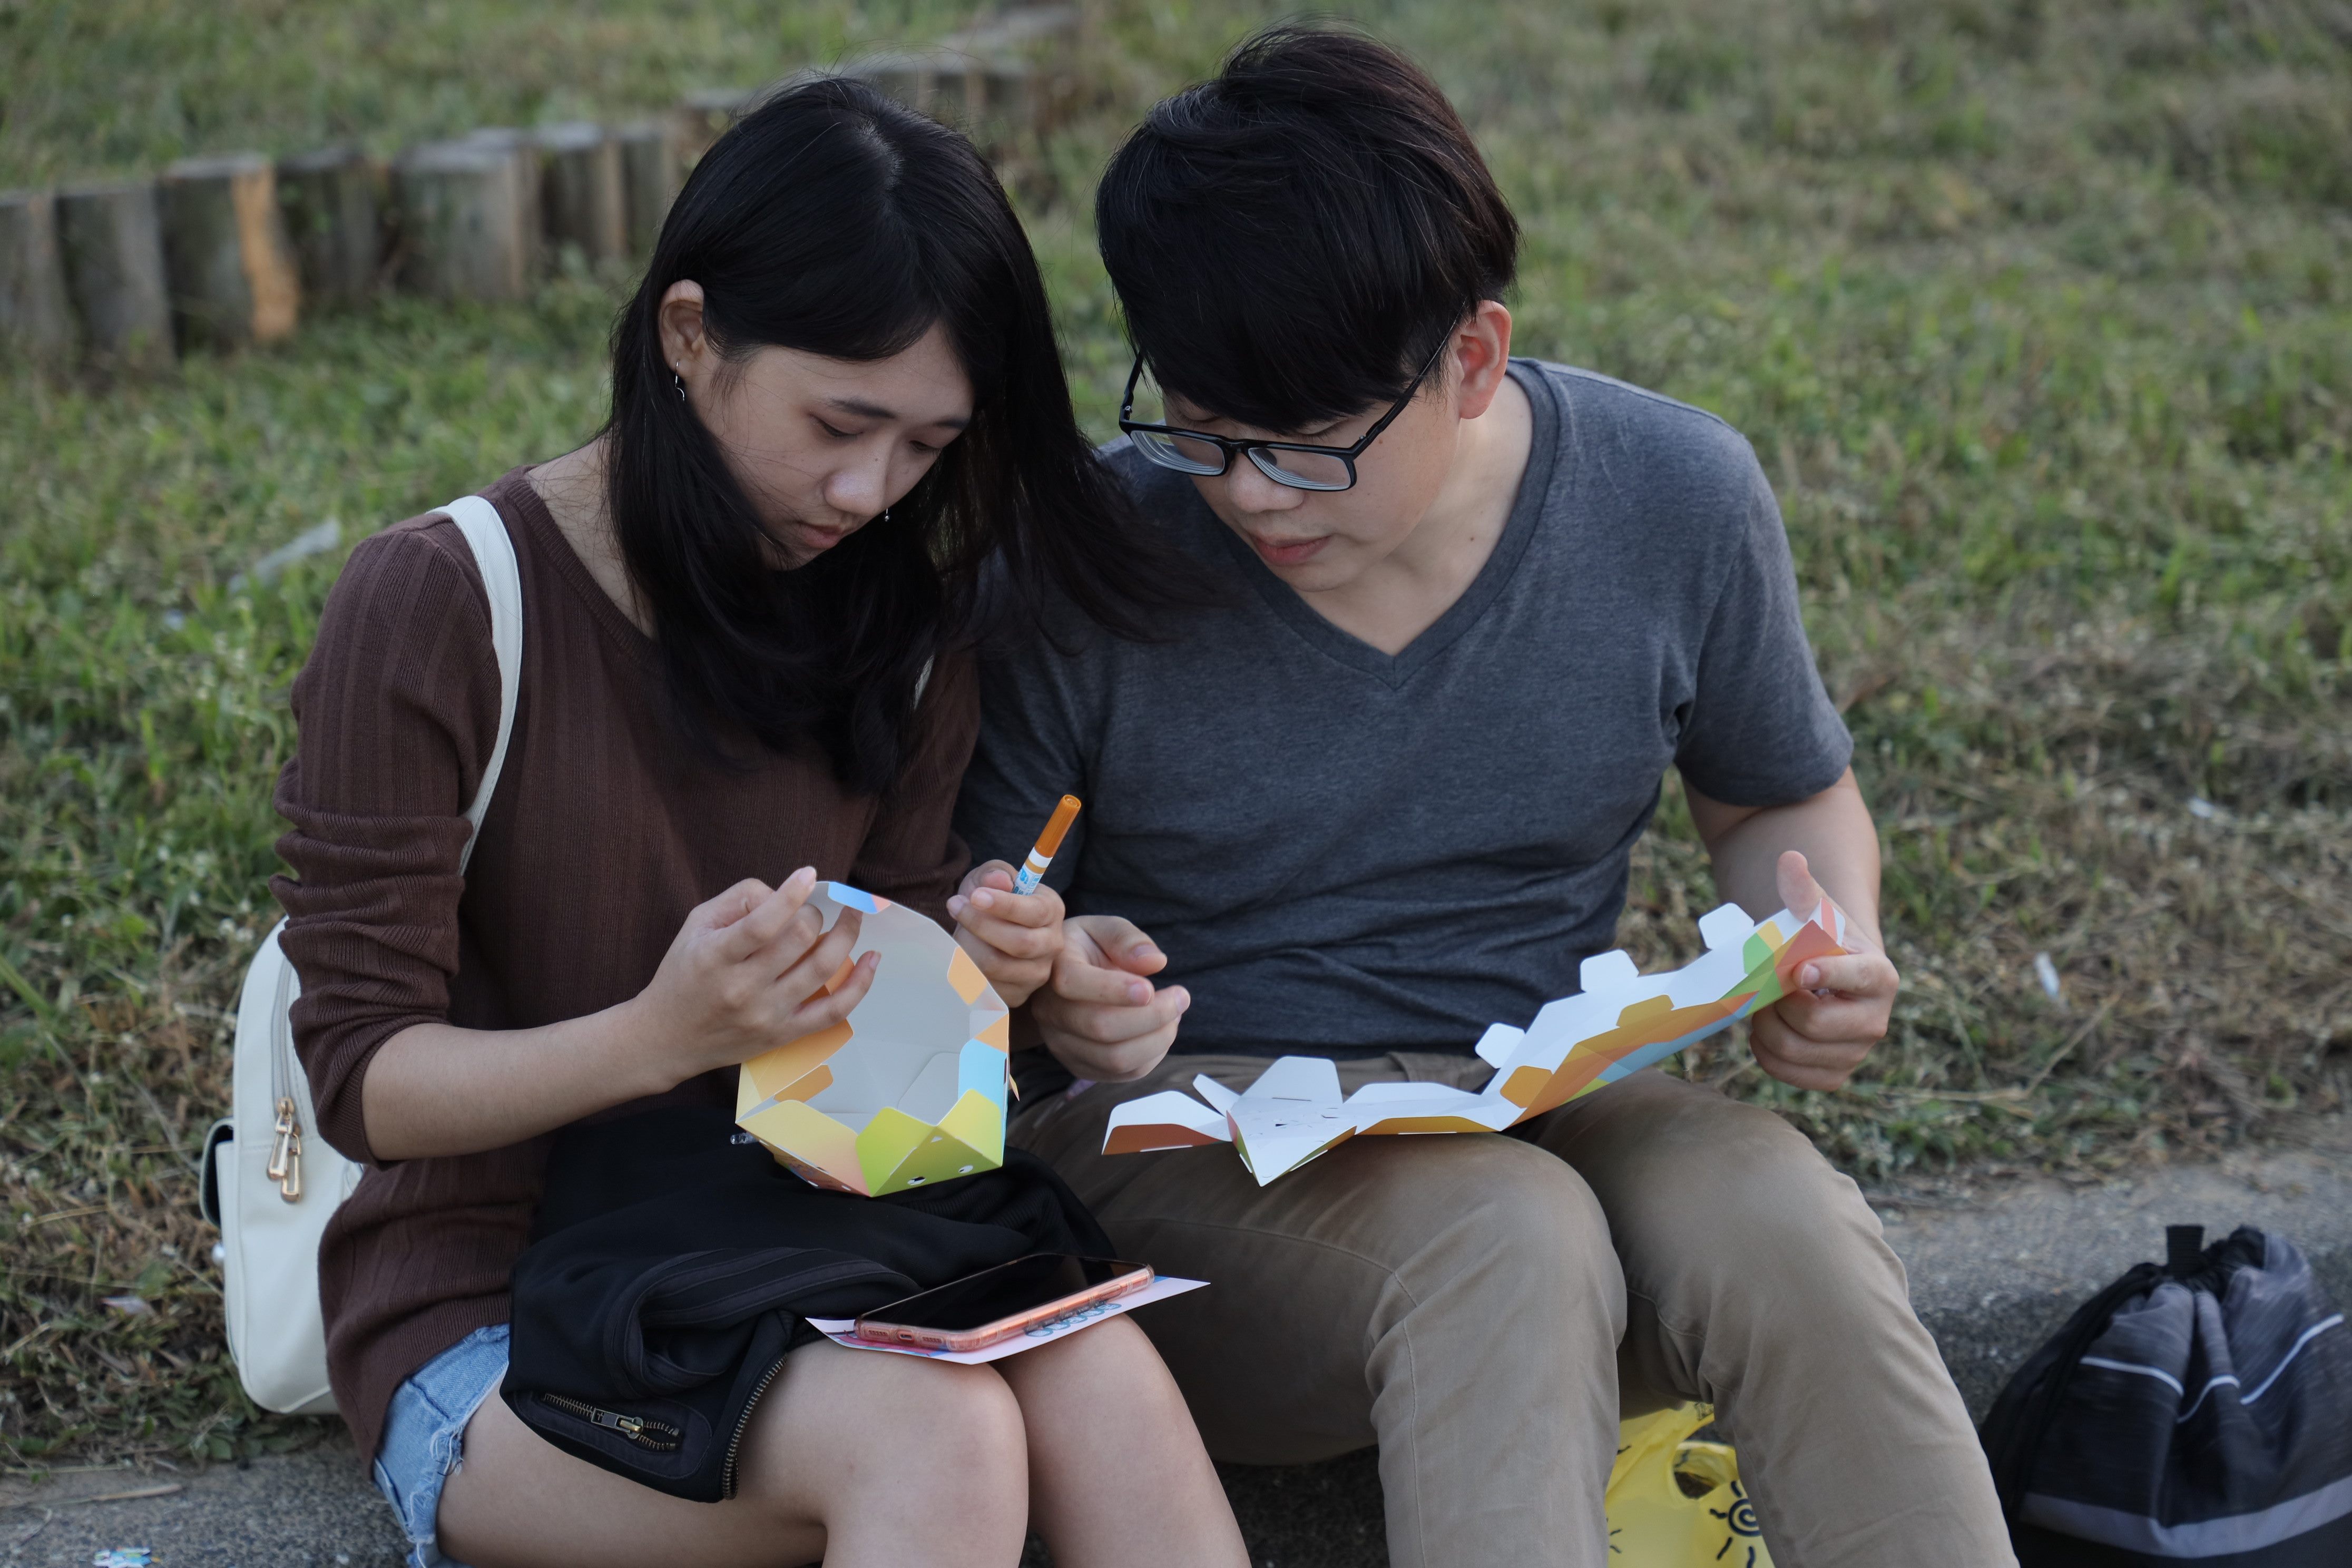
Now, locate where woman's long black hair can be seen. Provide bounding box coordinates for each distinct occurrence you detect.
[606,76,1174,795]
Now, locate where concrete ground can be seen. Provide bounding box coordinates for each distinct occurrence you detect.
[8,1119,2347,1567]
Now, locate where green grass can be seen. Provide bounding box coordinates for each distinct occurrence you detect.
[0,0,985,185]
[5,0,2350,1467]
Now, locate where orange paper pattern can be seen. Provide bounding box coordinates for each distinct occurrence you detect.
[1103,898,1852,1185]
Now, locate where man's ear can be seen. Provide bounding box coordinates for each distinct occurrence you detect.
[1451,300,1516,421]
[657,280,710,380]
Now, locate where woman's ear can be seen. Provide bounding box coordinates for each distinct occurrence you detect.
[1451,300,1516,421]
[656,280,710,383]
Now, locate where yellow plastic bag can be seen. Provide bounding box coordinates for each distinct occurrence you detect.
[1605,1404,1775,1567]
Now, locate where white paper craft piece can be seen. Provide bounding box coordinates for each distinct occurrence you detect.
[735,883,1012,1196]
[1103,897,1852,1184]
[807,1275,1210,1365]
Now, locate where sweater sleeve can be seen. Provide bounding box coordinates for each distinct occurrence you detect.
[847,646,981,926]
[270,517,502,1165]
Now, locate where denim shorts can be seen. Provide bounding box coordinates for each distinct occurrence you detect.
[371,1324,510,1568]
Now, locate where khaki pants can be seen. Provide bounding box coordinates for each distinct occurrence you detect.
[1014,1054,2015,1568]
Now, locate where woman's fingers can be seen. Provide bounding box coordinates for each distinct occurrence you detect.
[773,906,862,997]
[950,887,1063,961]
[958,859,1019,896]
[691,878,774,935]
[716,867,819,963]
[785,950,880,1036]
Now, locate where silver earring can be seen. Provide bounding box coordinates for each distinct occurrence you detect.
[672,370,687,403]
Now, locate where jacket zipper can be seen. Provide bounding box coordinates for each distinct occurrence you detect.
[538,1394,682,1452]
[720,1356,790,1500]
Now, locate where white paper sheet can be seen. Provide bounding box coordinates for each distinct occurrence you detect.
[807,1275,1210,1365]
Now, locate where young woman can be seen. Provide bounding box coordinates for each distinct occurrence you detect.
[271,79,1246,1568]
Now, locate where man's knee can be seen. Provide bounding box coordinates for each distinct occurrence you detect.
[1356,1133,1624,1312]
[1582,1077,1898,1308]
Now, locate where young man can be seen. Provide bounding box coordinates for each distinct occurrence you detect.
[954,27,2014,1568]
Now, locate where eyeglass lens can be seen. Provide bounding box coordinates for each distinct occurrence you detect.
[1244,446,1353,491]
[1130,431,1355,491]
[1129,429,1226,476]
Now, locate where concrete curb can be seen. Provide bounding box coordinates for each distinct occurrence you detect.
[1888,1123,2352,1422]
[9,1123,2346,1567]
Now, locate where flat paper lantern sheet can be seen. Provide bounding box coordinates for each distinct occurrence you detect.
[1102,897,1853,1185]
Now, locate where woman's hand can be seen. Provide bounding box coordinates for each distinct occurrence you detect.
[1749,851,1900,1091]
[1028,915,1189,1082]
[627,866,878,1084]
[948,860,1064,1007]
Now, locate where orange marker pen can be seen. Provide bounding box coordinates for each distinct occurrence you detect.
[1012,795,1082,895]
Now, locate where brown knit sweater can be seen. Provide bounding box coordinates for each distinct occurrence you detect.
[270,468,977,1461]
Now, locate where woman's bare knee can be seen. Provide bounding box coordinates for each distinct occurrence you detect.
[995,1319,1247,1568]
[740,1341,1028,1549]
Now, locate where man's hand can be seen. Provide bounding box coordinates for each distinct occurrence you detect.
[1749,850,1899,1091]
[949,860,1063,1008]
[1029,915,1190,1082]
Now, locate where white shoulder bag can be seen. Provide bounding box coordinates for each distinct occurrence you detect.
[201,495,522,1416]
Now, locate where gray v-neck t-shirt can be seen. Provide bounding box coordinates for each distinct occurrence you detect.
[955,359,1852,1059]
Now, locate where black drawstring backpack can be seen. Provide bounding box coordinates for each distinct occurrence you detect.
[1979,1224,2352,1565]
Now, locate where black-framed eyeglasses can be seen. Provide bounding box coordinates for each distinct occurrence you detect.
[1116,338,1448,493]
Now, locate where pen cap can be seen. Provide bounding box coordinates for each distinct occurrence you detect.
[1035,795,1082,858]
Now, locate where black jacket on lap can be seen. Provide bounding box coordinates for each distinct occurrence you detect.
[501,1104,1114,1502]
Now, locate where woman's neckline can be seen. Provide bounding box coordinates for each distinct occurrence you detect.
[498,462,659,664]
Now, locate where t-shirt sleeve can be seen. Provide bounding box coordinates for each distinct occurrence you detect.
[270,521,502,1165]
[1670,457,1853,807]
[848,647,981,925]
[954,629,1093,896]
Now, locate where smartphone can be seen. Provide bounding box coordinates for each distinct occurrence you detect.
[852,1255,1154,1353]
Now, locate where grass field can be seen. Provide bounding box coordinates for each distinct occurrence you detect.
[4,0,2349,1466]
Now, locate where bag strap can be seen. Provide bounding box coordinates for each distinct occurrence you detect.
[437,495,523,873]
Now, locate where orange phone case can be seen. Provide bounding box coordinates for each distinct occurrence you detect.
[852,1263,1154,1353]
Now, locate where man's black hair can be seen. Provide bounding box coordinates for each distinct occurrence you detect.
[1096,24,1521,434]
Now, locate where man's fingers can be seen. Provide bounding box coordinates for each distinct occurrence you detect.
[1755,1015,1871,1066]
[717,867,818,961]
[1774,849,1825,920]
[1053,953,1157,1008]
[1059,1030,1182,1084]
[1790,952,1896,996]
[1768,987,1890,1045]
[1069,915,1165,976]
[1043,986,1190,1047]
[1749,1014,1867,1089]
[1751,1047,1855,1092]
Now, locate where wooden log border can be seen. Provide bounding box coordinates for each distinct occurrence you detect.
[11,5,1077,376]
